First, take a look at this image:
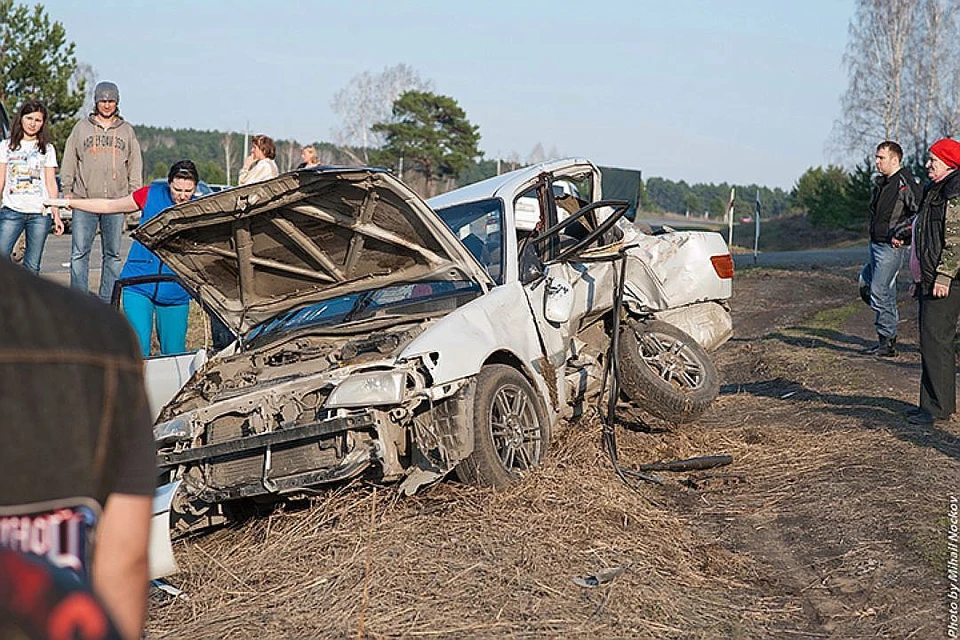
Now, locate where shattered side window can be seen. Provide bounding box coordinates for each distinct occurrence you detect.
[434,199,504,284]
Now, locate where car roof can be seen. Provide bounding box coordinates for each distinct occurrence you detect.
[427,157,595,210]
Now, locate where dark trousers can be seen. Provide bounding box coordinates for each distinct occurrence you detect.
[919,282,960,418]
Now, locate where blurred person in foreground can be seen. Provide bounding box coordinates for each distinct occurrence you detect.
[905,138,960,426]
[860,140,920,357]
[238,134,279,185]
[49,160,201,357]
[0,255,154,639]
[61,81,143,303]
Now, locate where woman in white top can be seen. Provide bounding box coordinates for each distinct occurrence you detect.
[237,134,279,185]
[0,100,64,273]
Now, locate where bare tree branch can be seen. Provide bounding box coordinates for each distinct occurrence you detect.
[330,63,432,163]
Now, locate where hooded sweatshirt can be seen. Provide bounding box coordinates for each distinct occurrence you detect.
[60,114,143,199]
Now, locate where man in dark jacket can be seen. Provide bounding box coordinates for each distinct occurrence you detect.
[862,141,920,357]
[906,138,960,425]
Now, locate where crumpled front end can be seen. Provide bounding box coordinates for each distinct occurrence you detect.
[155,324,481,505]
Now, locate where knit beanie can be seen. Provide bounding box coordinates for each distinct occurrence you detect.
[930,138,960,169]
[94,82,119,103]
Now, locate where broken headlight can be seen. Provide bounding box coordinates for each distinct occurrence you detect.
[153,415,192,445]
[325,370,405,408]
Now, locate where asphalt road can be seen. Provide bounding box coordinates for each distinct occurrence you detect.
[38,231,134,289]
[36,232,867,283]
[39,231,133,274]
[732,245,868,269]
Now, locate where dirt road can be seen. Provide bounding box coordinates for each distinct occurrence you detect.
[146,265,959,639]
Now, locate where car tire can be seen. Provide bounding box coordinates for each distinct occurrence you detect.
[618,319,719,424]
[456,364,548,488]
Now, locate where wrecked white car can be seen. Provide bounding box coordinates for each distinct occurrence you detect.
[142,159,732,536]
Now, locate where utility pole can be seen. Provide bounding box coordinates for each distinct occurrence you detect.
[726,187,735,247]
[223,133,232,185]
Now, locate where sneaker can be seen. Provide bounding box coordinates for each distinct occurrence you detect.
[876,337,897,357]
[861,335,882,354]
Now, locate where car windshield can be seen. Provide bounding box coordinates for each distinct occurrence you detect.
[244,279,483,346]
[434,198,504,284]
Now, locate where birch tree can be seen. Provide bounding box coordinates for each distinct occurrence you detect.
[835,0,960,160]
[836,0,916,152]
[330,63,432,163]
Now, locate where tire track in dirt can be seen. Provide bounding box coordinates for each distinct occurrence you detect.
[659,267,959,638]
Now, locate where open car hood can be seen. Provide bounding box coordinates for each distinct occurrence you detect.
[133,168,492,335]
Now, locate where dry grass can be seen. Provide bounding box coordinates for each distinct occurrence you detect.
[145,268,959,639]
[147,416,772,639]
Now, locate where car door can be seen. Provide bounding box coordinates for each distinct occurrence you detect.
[111,275,229,420]
[517,168,618,407]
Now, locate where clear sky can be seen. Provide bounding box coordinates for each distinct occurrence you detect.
[40,0,854,189]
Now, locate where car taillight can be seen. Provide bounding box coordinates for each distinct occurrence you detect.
[710,254,734,279]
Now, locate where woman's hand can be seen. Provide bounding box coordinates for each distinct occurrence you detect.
[933,281,950,298]
[242,152,256,170]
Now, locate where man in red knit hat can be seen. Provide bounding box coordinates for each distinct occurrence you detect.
[906,137,960,425]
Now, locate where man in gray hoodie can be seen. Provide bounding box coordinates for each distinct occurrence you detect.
[61,81,143,302]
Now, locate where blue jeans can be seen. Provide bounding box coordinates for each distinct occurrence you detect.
[122,289,190,357]
[865,241,903,339]
[70,210,125,303]
[0,207,52,274]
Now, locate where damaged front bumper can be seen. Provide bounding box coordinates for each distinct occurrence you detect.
[157,366,478,504]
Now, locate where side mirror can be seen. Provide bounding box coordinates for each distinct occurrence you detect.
[544,275,573,324]
[519,242,545,285]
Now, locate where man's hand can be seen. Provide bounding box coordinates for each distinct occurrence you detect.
[933,281,950,298]
[891,238,904,248]
[51,210,64,236]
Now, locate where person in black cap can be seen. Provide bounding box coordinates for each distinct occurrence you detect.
[61,81,143,303]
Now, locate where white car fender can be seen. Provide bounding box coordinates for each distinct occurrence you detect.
[399,283,558,421]
[148,481,180,580]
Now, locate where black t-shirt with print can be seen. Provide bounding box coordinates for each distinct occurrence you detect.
[0,258,155,577]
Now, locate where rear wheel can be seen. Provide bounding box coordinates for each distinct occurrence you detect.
[456,364,548,488]
[618,319,719,423]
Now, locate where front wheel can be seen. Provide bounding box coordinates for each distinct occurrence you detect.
[618,319,719,423]
[456,364,548,488]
